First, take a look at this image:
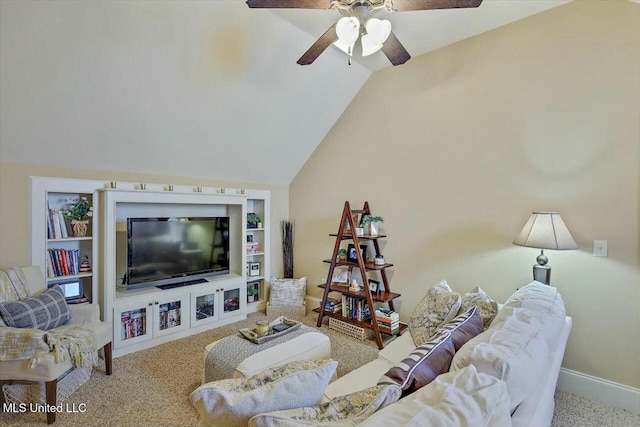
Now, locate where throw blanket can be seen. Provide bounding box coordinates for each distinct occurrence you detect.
[0,324,97,369]
[204,324,316,383]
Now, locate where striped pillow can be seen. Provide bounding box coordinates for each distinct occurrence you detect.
[0,285,70,330]
[378,329,455,397]
[436,306,484,351]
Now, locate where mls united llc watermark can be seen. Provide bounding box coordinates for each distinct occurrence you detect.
[3,402,87,414]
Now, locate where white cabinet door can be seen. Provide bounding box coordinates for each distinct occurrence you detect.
[152,294,190,338]
[191,288,220,328]
[113,299,153,348]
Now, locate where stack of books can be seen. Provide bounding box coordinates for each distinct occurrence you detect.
[324,297,342,313]
[375,309,400,334]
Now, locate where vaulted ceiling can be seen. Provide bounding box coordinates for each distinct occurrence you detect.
[0,0,569,185]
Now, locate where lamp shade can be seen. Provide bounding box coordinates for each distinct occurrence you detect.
[513,212,578,250]
[334,17,360,55]
[362,18,391,57]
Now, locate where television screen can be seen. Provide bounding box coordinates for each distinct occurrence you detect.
[126,217,229,289]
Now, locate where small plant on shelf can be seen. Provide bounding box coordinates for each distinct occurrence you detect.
[62,197,93,222]
[247,286,259,302]
[62,197,93,237]
[247,213,262,229]
[337,248,348,262]
[361,215,384,236]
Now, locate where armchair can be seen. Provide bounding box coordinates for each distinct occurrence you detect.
[0,266,112,424]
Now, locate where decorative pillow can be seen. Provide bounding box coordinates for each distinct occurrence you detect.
[378,329,455,397]
[190,359,337,427]
[436,306,483,351]
[360,366,511,427]
[248,384,401,427]
[269,277,307,307]
[408,280,461,346]
[0,285,70,330]
[458,286,498,329]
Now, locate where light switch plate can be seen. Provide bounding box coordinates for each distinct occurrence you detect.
[593,240,608,257]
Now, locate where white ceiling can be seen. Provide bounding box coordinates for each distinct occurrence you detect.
[0,0,570,185]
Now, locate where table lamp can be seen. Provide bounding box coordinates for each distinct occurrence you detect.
[512,211,577,285]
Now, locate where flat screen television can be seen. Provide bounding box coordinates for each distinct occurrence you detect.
[126,217,229,290]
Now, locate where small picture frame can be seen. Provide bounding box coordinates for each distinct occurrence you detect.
[347,243,358,262]
[347,243,368,263]
[249,262,260,276]
[246,235,253,243]
[360,245,368,263]
[368,279,380,294]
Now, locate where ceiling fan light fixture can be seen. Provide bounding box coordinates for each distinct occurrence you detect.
[334,16,360,55]
[365,18,392,45]
[361,34,383,57]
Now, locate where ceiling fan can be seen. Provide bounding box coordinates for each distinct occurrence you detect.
[246,0,483,66]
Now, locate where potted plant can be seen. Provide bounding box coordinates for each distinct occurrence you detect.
[247,213,262,229]
[247,286,258,303]
[361,215,384,236]
[337,248,348,262]
[62,196,93,237]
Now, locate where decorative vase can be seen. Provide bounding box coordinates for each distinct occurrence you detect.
[71,220,89,237]
[248,295,255,303]
[369,222,379,236]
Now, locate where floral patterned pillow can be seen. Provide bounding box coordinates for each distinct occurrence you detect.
[248,384,402,427]
[190,359,337,427]
[408,280,461,346]
[458,287,498,329]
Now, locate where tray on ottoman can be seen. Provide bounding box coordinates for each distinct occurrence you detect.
[239,317,301,344]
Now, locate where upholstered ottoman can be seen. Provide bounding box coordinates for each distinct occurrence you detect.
[202,328,331,384]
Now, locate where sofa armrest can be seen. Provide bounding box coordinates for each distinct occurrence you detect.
[68,303,100,324]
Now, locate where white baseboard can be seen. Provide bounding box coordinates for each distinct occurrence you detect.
[557,368,639,415]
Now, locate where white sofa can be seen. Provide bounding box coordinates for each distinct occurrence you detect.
[323,281,572,427]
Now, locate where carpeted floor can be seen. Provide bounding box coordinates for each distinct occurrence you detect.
[1,311,638,426]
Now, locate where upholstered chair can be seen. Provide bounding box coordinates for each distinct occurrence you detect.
[0,266,112,424]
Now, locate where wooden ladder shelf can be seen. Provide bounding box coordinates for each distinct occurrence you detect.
[315,201,406,349]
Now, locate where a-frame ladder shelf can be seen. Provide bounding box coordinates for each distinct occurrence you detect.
[316,201,403,349]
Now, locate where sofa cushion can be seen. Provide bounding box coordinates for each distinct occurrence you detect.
[248,384,401,427]
[0,285,70,330]
[452,305,543,372]
[500,281,566,346]
[360,365,512,427]
[459,286,498,328]
[379,329,455,397]
[452,325,549,413]
[436,306,484,351]
[269,277,307,307]
[190,359,337,427]
[408,280,461,346]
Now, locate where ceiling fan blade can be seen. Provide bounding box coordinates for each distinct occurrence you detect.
[381,31,411,66]
[388,0,483,12]
[246,0,333,9]
[297,24,338,65]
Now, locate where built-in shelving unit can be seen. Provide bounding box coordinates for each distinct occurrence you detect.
[31,177,271,358]
[245,190,270,313]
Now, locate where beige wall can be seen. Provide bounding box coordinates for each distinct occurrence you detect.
[0,162,289,279]
[290,0,640,388]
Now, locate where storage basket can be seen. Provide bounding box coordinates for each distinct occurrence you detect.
[328,317,374,341]
[266,301,306,318]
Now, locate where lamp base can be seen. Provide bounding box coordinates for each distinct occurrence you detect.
[533,264,551,284]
